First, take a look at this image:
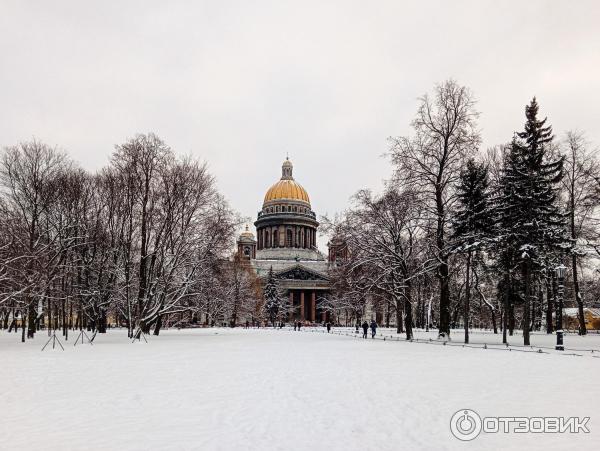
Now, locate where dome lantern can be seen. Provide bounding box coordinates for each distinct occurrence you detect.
[281,157,293,180]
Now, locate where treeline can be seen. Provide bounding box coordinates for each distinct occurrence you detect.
[325,80,600,344]
[0,133,261,342]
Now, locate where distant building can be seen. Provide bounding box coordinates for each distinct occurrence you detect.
[562,308,600,331]
[236,158,335,323]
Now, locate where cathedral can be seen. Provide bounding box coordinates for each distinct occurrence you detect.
[236,158,336,323]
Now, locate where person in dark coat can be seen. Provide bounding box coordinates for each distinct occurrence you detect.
[370,320,377,338]
[361,321,369,339]
[326,322,331,333]
[293,321,297,331]
[298,321,302,331]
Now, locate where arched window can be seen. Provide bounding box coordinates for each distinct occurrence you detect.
[286,229,293,247]
[273,228,279,247]
[265,230,270,248]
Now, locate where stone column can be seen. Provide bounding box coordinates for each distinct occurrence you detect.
[289,291,294,320]
[279,228,285,247]
[300,291,305,320]
[311,291,316,322]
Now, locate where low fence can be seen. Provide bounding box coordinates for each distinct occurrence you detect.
[275,326,600,359]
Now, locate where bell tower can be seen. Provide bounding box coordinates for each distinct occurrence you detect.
[237,224,257,261]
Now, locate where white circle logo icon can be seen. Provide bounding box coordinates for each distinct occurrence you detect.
[450,409,482,441]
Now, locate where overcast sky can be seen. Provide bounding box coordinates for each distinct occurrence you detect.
[1,1,599,249]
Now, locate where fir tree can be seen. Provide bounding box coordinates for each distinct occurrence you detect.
[452,158,493,343]
[496,98,568,345]
[264,267,281,327]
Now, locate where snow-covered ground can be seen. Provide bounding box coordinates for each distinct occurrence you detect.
[2,327,599,451]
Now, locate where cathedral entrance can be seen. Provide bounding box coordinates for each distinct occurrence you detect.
[288,289,322,322]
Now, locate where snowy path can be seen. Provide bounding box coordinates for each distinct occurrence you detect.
[1,328,599,451]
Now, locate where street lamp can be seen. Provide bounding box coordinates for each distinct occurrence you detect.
[555,264,566,351]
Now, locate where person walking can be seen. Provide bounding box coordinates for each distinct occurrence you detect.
[326,322,331,333]
[370,319,377,339]
[298,321,302,331]
[361,321,369,339]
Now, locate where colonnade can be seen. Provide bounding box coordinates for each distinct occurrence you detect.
[257,226,316,250]
[288,289,328,322]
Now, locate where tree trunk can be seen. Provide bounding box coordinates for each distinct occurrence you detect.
[395,295,402,334]
[153,314,162,336]
[546,275,554,333]
[572,254,586,335]
[490,306,497,334]
[21,311,26,342]
[508,298,515,336]
[502,273,509,344]
[27,302,36,339]
[464,251,471,344]
[438,257,450,338]
[522,262,531,346]
[436,183,451,338]
[98,309,107,333]
[404,298,413,340]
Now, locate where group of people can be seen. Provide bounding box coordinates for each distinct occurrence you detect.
[292,319,378,338]
[293,322,332,333]
[357,320,378,339]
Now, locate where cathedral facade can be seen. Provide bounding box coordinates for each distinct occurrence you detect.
[236,158,334,323]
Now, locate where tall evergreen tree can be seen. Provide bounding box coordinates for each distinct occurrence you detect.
[496,98,568,345]
[452,158,493,343]
[264,267,281,327]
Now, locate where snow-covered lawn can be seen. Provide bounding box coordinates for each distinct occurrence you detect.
[2,328,599,451]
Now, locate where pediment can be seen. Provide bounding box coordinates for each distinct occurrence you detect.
[274,264,329,281]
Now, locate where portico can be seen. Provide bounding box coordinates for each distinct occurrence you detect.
[287,288,330,322]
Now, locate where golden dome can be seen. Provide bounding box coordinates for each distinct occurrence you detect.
[264,179,310,204]
[240,224,254,238]
[238,224,255,242]
[263,158,311,206]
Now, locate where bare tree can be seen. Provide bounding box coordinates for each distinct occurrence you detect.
[562,131,600,335]
[333,188,434,339]
[389,80,480,338]
[0,141,70,341]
